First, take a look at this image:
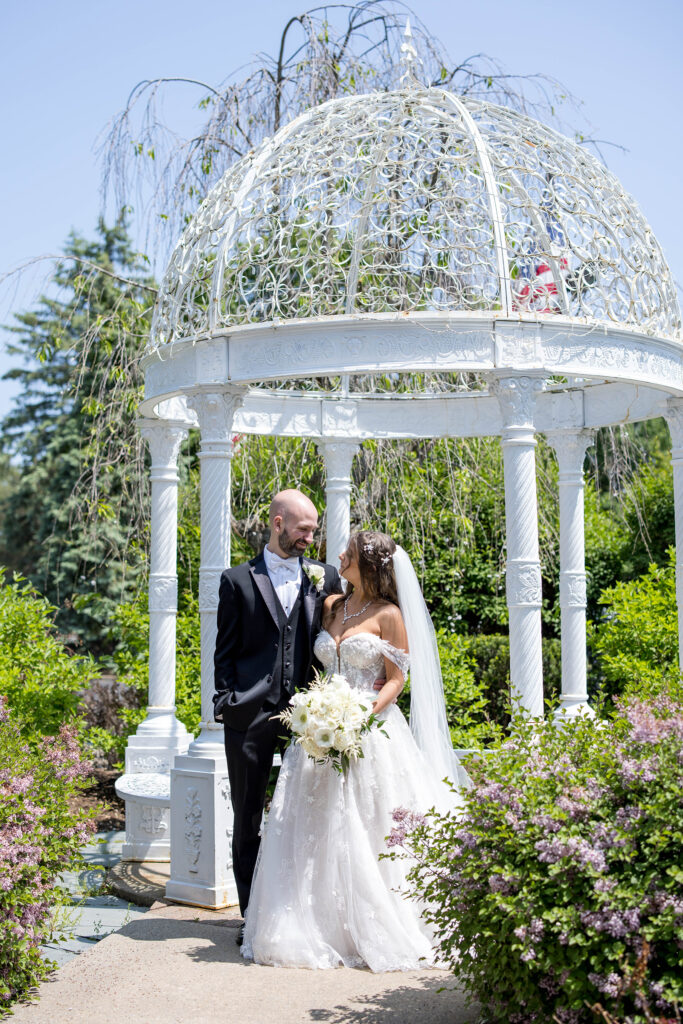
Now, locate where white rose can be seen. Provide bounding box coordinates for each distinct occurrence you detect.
[300,736,327,759]
[303,563,326,592]
[332,729,357,752]
[326,673,350,692]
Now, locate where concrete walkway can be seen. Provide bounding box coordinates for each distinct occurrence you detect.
[40,832,149,968]
[13,835,479,1024]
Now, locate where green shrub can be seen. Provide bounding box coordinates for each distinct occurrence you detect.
[388,697,683,1023]
[104,593,201,758]
[590,551,680,705]
[0,569,94,737]
[0,697,95,1009]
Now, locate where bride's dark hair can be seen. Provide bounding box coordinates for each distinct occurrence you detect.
[329,531,398,618]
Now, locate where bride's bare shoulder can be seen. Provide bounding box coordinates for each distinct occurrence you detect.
[376,601,406,634]
[322,593,342,623]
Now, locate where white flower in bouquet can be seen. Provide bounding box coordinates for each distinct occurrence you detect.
[277,669,388,773]
[313,725,335,749]
[290,704,310,732]
[300,736,328,759]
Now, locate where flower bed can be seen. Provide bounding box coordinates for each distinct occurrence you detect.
[388,696,683,1023]
[0,697,95,1010]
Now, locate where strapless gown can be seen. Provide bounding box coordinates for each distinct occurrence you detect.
[241,629,462,971]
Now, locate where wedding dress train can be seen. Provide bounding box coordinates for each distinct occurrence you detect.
[241,629,462,971]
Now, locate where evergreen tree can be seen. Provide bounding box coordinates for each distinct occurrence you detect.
[0,217,156,647]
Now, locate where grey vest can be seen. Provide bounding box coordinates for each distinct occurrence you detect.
[269,584,309,701]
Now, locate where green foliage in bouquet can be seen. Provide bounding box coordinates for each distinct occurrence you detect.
[387,699,683,1024]
[0,697,96,1010]
[0,569,94,738]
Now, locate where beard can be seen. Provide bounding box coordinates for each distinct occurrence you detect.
[278,527,308,557]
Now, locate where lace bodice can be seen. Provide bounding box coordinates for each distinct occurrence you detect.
[313,629,410,695]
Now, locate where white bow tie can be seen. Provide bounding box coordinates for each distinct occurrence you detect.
[268,556,299,578]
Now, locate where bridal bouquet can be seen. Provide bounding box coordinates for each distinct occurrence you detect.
[278,671,387,773]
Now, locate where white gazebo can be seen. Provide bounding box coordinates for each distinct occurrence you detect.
[116,44,682,907]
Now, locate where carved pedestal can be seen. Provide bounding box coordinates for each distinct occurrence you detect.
[166,391,242,908]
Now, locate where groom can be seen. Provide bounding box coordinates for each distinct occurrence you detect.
[213,489,343,930]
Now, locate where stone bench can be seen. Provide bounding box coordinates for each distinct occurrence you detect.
[115,772,171,862]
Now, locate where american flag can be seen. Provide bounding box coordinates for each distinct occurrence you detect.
[513,179,568,314]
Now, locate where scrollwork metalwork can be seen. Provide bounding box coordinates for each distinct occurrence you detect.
[150,87,680,390]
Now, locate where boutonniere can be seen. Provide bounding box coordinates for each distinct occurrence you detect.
[302,562,325,593]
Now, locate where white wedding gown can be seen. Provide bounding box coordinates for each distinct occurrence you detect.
[241,629,462,971]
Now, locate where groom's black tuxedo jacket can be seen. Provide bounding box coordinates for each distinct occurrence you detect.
[213,552,342,731]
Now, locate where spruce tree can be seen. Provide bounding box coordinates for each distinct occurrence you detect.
[0,216,156,648]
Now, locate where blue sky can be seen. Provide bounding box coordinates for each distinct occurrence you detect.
[1,0,681,416]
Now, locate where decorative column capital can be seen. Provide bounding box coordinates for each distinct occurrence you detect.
[667,398,683,450]
[319,438,360,484]
[546,429,595,479]
[187,389,245,446]
[139,419,188,476]
[490,375,545,429]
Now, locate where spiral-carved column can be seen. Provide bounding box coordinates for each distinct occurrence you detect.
[547,429,595,718]
[667,400,683,673]
[117,420,191,862]
[319,438,360,565]
[167,388,244,909]
[492,375,545,716]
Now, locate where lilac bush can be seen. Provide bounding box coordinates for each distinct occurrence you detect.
[0,696,95,1009]
[388,696,683,1023]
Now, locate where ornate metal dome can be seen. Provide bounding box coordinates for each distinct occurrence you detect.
[151,86,680,355]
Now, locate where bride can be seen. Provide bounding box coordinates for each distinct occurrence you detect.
[241,530,468,971]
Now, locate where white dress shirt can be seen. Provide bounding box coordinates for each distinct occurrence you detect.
[263,546,302,617]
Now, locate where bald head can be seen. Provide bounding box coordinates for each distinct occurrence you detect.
[267,489,318,558]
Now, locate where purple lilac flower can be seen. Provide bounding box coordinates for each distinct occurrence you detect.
[588,972,622,998]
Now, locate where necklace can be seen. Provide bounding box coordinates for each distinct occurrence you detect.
[342,595,372,624]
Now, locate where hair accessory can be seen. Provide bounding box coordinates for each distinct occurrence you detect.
[362,541,392,567]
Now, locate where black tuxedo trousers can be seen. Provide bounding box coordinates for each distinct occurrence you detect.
[213,553,342,916]
[224,591,307,915]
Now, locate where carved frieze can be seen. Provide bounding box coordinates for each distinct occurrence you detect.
[132,755,171,774]
[560,571,587,609]
[149,575,178,613]
[198,569,223,613]
[185,787,202,874]
[140,806,169,836]
[543,336,683,391]
[506,559,542,607]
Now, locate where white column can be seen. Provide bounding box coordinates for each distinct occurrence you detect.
[492,375,545,716]
[166,389,243,909]
[667,399,683,673]
[320,438,359,564]
[547,429,595,719]
[119,420,191,862]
